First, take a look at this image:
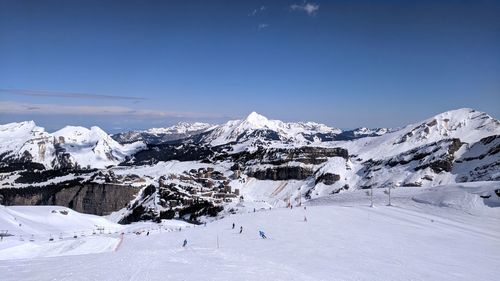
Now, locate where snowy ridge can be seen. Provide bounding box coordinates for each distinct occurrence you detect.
[204,112,341,146]
[0,122,144,169]
[351,127,391,137]
[112,122,215,144]
[52,126,144,169]
[145,122,215,135]
[340,108,500,161]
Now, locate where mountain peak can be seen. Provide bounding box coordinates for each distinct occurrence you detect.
[245,111,269,124]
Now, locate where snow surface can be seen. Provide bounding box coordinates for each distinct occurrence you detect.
[0,182,499,281]
[0,205,191,260]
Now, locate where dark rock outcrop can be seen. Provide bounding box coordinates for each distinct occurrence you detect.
[232,146,348,166]
[0,182,139,215]
[125,141,217,165]
[315,173,341,185]
[246,166,314,181]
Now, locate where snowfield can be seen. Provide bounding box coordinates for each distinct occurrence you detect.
[0,182,499,281]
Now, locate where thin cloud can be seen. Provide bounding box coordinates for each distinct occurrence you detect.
[0,101,225,119]
[290,2,319,16]
[0,88,147,101]
[258,23,270,30]
[250,5,266,16]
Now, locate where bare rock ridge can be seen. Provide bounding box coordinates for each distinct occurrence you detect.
[0,182,138,216]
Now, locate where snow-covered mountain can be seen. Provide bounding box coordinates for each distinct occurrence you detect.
[0,108,498,225]
[112,112,388,147]
[0,122,144,169]
[112,122,215,144]
[341,108,499,161]
[320,108,500,194]
[335,127,393,140]
[0,121,53,167]
[200,112,342,147]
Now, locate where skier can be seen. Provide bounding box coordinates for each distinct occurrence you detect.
[182,239,187,247]
[304,216,308,222]
[259,230,267,239]
[232,223,235,229]
[146,231,149,236]
[239,226,243,234]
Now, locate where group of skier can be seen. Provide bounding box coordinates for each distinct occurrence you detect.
[232,222,244,234]
[181,203,311,247]
[183,222,268,247]
[232,222,266,238]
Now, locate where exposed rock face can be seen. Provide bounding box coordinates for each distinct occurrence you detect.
[234,147,348,166]
[127,140,217,165]
[359,139,465,188]
[453,135,500,182]
[414,138,463,173]
[0,182,138,215]
[382,138,463,173]
[236,147,348,181]
[315,173,341,185]
[246,166,314,181]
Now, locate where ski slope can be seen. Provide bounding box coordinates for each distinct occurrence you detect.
[0,182,499,281]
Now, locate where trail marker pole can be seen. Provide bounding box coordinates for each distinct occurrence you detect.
[370,186,374,208]
[388,186,392,206]
[383,183,395,206]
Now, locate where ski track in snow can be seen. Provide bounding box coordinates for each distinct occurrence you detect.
[0,185,499,281]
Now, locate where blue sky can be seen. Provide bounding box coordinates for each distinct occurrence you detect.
[1,0,499,132]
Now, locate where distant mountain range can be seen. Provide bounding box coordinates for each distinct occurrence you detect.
[112,112,392,145]
[0,108,498,224]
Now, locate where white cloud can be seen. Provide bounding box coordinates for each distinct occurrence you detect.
[0,88,146,101]
[0,101,224,119]
[290,2,319,16]
[250,5,266,16]
[258,23,270,29]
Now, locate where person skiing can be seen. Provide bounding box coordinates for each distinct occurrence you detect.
[146,231,149,236]
[239,226,243,234]
[182,239,187,247]
[304,216,308,222]
[259,230,267,239]
[232,223,235,229]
